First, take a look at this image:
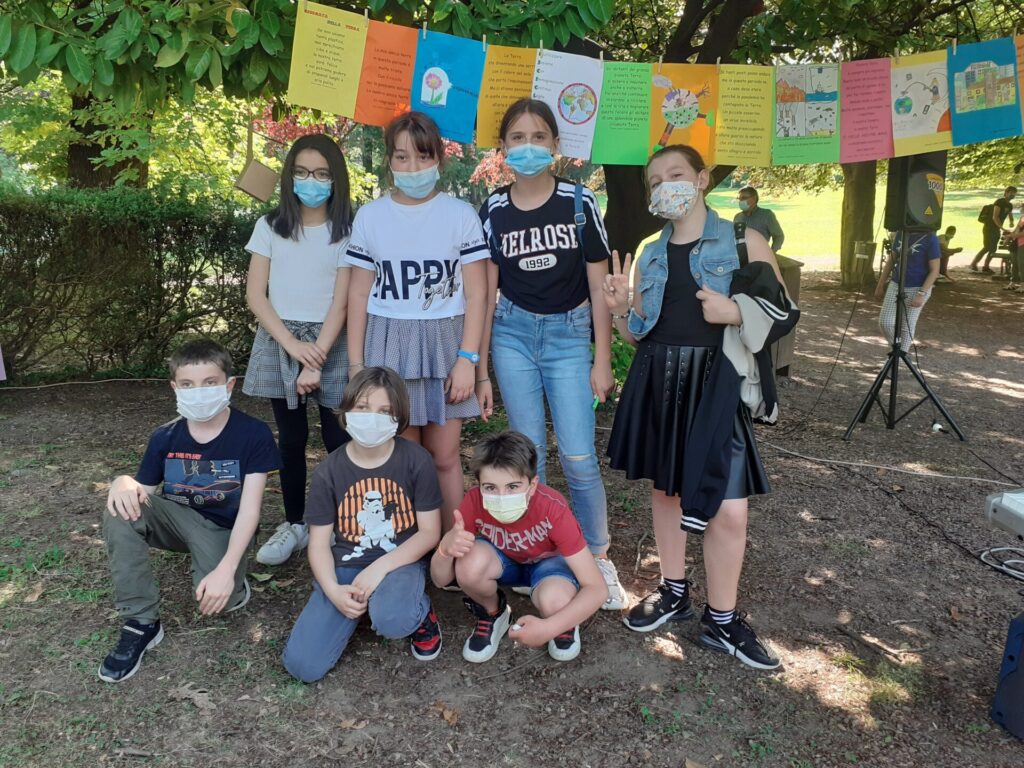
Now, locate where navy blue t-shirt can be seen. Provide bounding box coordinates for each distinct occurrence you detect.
[135,409,280,528]
[891,231,940,288]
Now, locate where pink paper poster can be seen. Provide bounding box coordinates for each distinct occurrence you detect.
[840,59,894,163]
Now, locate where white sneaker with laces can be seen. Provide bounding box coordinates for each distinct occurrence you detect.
[256,522,308,566]
[596,556,626,610]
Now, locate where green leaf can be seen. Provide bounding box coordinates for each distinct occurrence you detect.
[16,61,40,85]
[165,6,186,23]
[185,46,213,81]
[119,8,144,43]
[231,8,252,34]
[564,9,588,39]
[553,19,569,47]
[155,42,188,68]
[260,28,284,55]
[576,1,598,29]
[267,55,289,82]
[112,71,134,113]
[454,3,472,31]
[259,10,280,37]
[8,24,37,73]
[65,44,95,85]
[594,0,614,23]
[0,16,12,58]
[245,49,269,89]
[207,48,222,87]
[368,0,387,13]
[95,55,115,87]
[36,41,64,66]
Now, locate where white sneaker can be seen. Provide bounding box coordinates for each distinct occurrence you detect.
[226,578,251,613]
[596,557,626,610]
[548,626,581,661]
[256,522,308,566]
[510,585,532,596]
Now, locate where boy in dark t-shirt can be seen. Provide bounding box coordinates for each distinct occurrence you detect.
[282,367,444,683]
[972,186,1016,273]
[100,340,280,684]
[431,432,606,663]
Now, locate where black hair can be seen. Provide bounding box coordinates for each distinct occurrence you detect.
[168,339,232,379]
[469,431,538,481]
[267,134,353,244]
[739,186,759,201]
[382,111,445,188]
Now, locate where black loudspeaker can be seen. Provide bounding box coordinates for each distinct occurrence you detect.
[992,611,1024,740]
[884,151,947,231]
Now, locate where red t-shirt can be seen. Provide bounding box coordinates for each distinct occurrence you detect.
[459,485,587,564]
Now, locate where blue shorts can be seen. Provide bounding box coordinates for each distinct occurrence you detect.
[479,539,579,593]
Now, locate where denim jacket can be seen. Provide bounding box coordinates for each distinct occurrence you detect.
[627,208,740,340]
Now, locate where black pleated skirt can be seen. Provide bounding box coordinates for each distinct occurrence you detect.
[607,341,770,500]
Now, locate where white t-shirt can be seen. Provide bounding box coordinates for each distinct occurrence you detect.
[344,193,489,320]
[245,216,349,323]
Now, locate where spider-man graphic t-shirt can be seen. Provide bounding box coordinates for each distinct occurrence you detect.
[304,438,443,568]
[135,409,281,528]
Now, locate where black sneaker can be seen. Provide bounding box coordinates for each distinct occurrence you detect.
[548,626,581,661]
[699,608,780,670]
[462,590,512,663]
[97,619,164,683]
[623,583,695,632]
[410,608,443,661]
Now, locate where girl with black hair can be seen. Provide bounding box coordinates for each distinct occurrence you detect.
[243,134,355,566]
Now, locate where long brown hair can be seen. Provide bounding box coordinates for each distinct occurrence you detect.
[382,111,444,187]
[269,134,353,244]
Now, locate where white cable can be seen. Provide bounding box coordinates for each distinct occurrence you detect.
[1,377,166,391]
[980,547,1024,582]
[759,440,1017,487]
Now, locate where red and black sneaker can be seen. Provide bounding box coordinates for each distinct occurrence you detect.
[462,589,512,663]
[410,607,443,661]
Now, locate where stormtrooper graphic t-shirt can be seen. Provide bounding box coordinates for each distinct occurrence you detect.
[304,437,443,568]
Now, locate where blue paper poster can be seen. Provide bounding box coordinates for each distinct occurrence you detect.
[411,30,486,144]
[948,38,1022,146]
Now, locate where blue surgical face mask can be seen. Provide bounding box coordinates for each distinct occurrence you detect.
[504,144,554,177]
[293,178,333,208]
[392,165,440,199]
[738,199,750,211]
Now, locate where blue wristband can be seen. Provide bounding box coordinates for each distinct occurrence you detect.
[457,349,480,364]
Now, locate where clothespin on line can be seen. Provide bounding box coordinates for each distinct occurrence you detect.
[422,22,427,40]
[716,56,721,74]
[658,55,663,74]
[363,8,368,27]
[952,37,957,56]
[482,34,487,53]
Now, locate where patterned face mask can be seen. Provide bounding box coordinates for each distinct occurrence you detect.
[649,180,699,220]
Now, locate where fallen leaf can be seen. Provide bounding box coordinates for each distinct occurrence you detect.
[891,484,904,492]
[23,583,44,603]
[249,572,273,582]
[274,578,294,588]
[92,481,111,493]
[339,718,368,730]
[430,700,459,726]
[168,682,216,710]
[877,468,888,476]
[686,760,708,768]
[949,605,960,622]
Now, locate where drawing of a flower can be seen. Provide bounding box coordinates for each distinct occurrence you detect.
[426,72,443,103]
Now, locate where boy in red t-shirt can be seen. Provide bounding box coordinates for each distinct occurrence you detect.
[430,432,606,662]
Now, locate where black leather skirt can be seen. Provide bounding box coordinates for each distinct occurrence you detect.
[607,341,770,500]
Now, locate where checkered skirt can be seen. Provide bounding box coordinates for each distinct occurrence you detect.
[364,313,481,427]
[242,320,348,410]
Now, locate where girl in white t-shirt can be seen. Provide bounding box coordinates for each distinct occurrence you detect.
[243,134,354,566]
[346,112,490,529]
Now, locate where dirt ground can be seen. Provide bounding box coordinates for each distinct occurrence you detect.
[1,265,1023,768]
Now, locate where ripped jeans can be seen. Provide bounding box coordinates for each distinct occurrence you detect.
[491,294,610,553]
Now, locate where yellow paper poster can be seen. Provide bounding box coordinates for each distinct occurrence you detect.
[716,64,774,166]
[890,49,952,156]
[286,2,368,118]
[477,45,538,148]
[649,64,718,163]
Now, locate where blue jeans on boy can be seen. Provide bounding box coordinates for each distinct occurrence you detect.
[481,539,579,592]
[282,561,429,683]
[491,294,610,554]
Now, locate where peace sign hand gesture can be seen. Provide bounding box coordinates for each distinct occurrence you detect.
[602,250,633,316]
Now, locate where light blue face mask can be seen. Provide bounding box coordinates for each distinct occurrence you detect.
[392,165,440,199]
[293,178,333,208]
[504,143,555,177]
[738,199,750,211]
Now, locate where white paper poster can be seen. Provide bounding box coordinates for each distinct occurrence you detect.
[532,50,604,159]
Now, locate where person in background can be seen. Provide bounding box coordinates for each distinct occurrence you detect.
[1006,203,1024,292]
[874,230,940,351]
[971,186,1016,274]
[936,226,961,283]
[734,187,784,253]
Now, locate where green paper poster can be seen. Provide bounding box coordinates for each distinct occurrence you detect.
[592,62,651,165]
[772,63,841,165]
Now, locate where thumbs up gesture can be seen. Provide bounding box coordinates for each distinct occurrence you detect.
[439,509,476,559]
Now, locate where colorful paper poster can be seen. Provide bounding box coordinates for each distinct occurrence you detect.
[476,45,537,148]
[354,21,417,127]
[411,30,486,144]
[949,38,1022,146]
[891,50,952,156]
[531,50,604,159]
[716,64,774,167]
[772,64,840,165]
[1015,36,1024,129]
[839,59,894,163]
[286,2,368,118]
[649,64,718,163]
[591,62,652,165]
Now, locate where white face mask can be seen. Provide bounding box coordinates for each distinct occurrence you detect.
[482,492,530,524]
[649,180,699,220]
[345,411,398,448]
[175,384,231,422]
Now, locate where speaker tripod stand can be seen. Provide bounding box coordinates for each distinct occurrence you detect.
[843,229,966,441]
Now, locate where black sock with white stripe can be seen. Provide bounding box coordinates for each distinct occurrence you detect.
[708,606,736,626]
[663,578,689,600]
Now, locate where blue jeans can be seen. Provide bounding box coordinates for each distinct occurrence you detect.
[282,561,429,683]
[491,294,609,554]
[480,538,579,593]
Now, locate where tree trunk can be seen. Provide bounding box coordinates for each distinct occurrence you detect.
[67,95,148,188]
[839,160,878,289]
